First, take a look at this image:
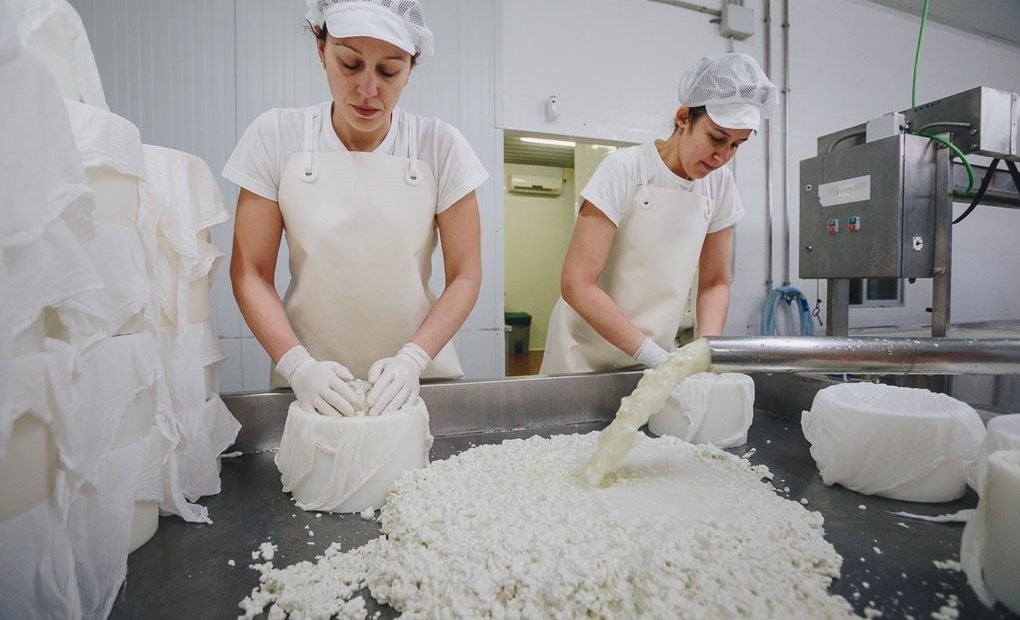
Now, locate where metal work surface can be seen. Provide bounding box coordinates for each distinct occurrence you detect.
[110,409,1017,619]
[225,370,644,453]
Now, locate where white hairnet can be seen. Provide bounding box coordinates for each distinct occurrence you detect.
[306,0,434,57]
[677,53,778,131]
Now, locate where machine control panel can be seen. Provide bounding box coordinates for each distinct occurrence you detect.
[799,134,936,279]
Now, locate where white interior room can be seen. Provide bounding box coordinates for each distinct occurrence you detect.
[68,0,1020,391]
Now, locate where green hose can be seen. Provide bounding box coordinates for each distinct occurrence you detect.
[919,132,974,197]
[912,0,973,199]
[911,0,930,107]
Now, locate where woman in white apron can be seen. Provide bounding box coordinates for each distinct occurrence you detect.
[224,0,487,416]
[541,54,777,375]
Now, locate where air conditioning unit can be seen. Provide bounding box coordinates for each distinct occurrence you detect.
[508,170,563,196]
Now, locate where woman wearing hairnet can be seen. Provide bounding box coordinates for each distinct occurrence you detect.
[224,0,487,416]
[541,53,778,374]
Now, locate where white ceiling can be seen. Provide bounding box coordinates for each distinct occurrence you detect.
[864,0,1020,48]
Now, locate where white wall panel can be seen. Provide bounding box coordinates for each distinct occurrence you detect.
[502,0,1020,338]
[501,0,740,143]
[501,0,776,340]
[72,0,503,390]
[791,0,1020,330]
[63,0,1020,390]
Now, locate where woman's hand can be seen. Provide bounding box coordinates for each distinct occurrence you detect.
[277,345,359,417]
[366,343,431,416]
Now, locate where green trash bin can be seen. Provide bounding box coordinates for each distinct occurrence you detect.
[504,311,532,354]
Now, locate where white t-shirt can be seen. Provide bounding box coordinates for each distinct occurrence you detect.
[223,102,488,214]
[580,142,744,233]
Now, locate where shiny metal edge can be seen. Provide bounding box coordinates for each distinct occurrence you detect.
[223,371,644,453]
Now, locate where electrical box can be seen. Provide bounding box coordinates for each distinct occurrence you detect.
[866,112,905,143]
[799,133,936,279]
[719,3,755,40]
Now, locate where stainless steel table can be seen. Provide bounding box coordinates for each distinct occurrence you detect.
[110,374,1019,619]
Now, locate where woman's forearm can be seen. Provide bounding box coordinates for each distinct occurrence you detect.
[695,280,731,337]
[411,273,480,358]
[564,282,647,357]
[232,271,300,364]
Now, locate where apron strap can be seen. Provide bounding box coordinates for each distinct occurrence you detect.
[638,150,652,209]
[404,112,421,186]
[301,106,319,183]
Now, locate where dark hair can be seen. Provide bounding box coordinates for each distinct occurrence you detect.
[308,22,418,67]
[674,105,708,132]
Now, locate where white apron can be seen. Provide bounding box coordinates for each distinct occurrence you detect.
[273,108,462,386]
[541,177,713,374]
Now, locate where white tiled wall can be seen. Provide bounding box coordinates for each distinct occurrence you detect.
[501,0,1020,336]
[71,0,1020,392]
[73,0,503,392]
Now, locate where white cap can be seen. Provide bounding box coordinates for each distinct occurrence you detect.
[677,53,779,131]
[306,0,434,57]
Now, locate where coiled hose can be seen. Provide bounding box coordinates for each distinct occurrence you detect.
[759,287,815,336]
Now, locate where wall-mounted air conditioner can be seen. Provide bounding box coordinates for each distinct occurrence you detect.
[508,170,563,196]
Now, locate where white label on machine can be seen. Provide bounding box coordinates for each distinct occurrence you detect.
[819,175,871,207]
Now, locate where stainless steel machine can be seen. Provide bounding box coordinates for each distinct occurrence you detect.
[800,86,1020,337]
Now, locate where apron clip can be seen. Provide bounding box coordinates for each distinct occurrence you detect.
[405,159,422,186]
[302,152,318,183]
[639,184,652,210]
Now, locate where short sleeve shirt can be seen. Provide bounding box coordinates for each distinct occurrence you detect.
[579,142,744,233]
[223,103,488,214]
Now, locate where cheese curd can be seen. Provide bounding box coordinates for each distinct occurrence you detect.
[242,432,854,619]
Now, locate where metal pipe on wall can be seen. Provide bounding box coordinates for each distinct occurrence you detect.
[647,0,723,16]
[763,0,774,294]
[781,0,791,285]
[707,336,1020,375]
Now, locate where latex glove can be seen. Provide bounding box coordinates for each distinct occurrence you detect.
[276,345,358,417]
[366,342,431,416]
[633,337,669,369]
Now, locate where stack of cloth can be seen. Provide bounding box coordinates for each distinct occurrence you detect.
[0,0,239,617]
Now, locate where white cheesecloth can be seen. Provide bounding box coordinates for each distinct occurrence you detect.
[8,0,108,108]
[802,382,986,502]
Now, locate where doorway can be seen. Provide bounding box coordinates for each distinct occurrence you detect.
[502,131,626,375]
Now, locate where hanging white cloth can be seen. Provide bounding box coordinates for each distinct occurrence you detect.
[153,234,221,336]
[5,218,106,352]
[2,339,82,494]
[8,0,108,109]
[140,145,228,341]
[0,494,80,620]
[62,100,152,337]
[0,48,93,251]
[65,439,146,619]
[70,332,159,487]
[64,99,144,180]
[143,145,228,247]
[157,322,239,501]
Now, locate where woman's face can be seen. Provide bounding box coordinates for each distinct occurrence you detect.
[674,108,752,180]
[317,34,413,145]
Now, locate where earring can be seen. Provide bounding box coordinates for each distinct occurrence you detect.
[321,60,326,70]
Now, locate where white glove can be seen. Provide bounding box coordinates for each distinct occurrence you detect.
[633,337,669,369]
[276,345,358,417]
[366,342,430,416]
